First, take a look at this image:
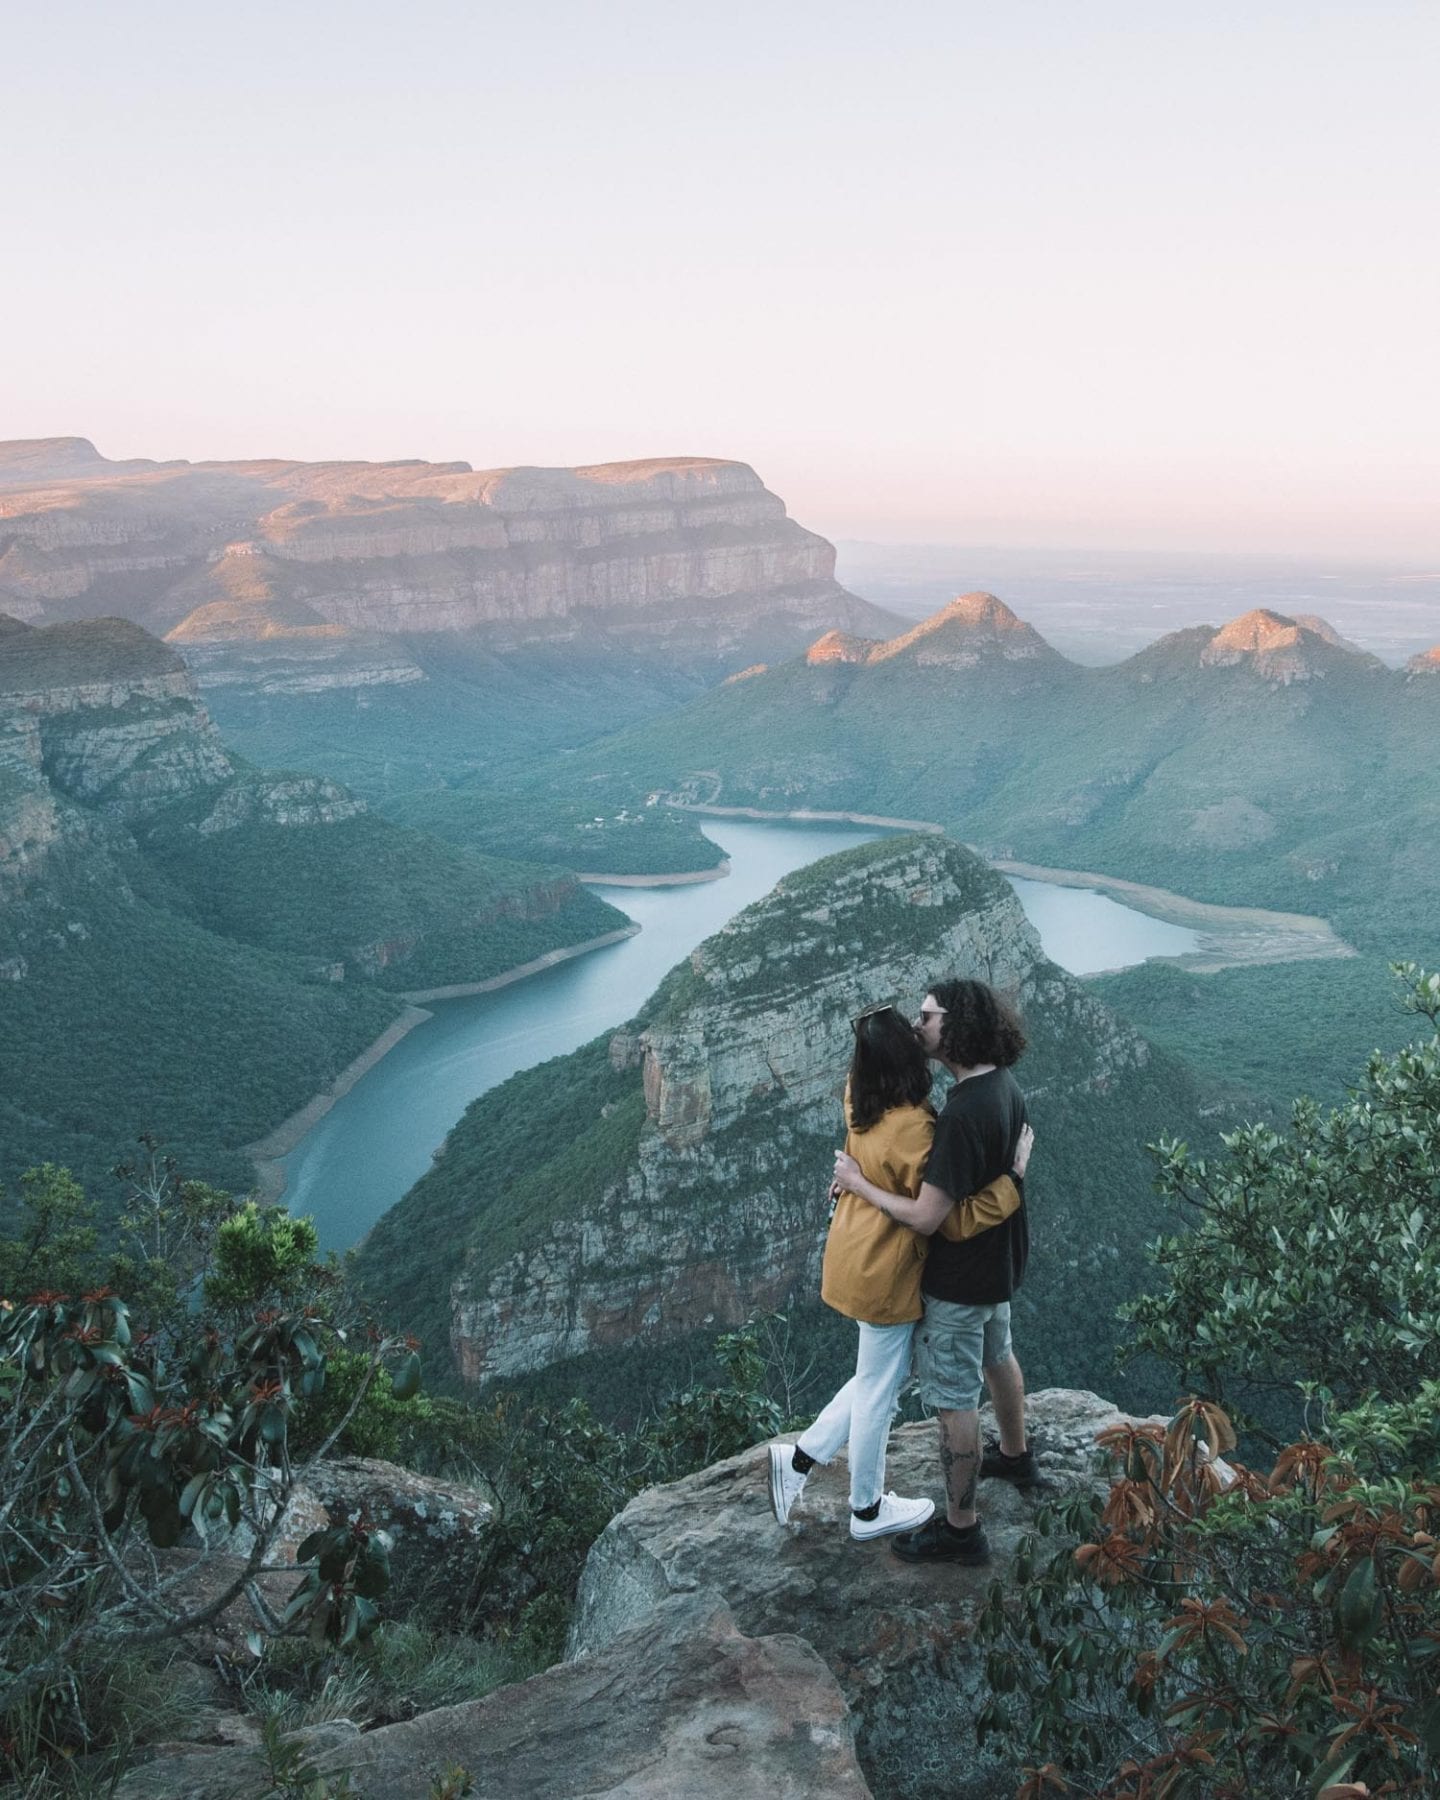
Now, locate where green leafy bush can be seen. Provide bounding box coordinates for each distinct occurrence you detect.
[0,1161,419,1787]
[975,969,1440,1798]
[1122,965,1440,1423]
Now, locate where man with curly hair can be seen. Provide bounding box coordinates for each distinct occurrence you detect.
[834,976,1034,1564]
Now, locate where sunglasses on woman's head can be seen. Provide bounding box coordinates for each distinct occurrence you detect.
[851,1002,900,1033]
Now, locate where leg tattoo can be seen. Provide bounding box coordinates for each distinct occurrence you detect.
[939,1419,979,1522]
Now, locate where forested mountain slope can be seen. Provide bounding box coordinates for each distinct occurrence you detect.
[0,618,627,1209]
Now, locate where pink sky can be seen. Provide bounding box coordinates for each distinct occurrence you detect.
[5,2,1437,560]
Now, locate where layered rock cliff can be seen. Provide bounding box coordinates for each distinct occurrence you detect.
[358,834,1200,1400]
[0,439,896,686]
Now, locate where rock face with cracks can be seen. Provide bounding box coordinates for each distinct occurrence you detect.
[115,1590,871,1800]
[571,1389,1166,1800]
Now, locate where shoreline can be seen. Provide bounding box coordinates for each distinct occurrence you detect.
[244,1005,435,1204]
[245,925,641,1203]
[577,859,731,888]
[991,856,1356,971]
[668,801,943,833]
[397,924,640,1002]
[664,801,1353,969]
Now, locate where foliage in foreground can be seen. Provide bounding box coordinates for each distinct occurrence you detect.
[0,1141,794,1790]
[1123,964,1440,1425]
[977,968,1440,1798]
[979,1395,1440,1798]
[0,1151,418,1785]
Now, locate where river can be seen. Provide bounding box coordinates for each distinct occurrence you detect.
[281,820,1198,1250]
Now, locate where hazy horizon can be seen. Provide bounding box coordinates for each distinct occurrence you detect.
[6,2,1438,562]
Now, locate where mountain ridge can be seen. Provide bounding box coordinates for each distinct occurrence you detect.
[0,616,630,1204]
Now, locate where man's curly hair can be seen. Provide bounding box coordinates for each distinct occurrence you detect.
[926,977,1027,1068]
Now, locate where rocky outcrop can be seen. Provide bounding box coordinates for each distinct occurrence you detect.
[1407,646,1440,676]
[806,630,882,666]
[443,835,1155,1386]
[869,592,1062,670]
[193,774,366,834]
[1199,608,1385,683]
[0,617,381,833]
[270,1456,493,1614]
[800,597,1062,678]
[113,1390,1151,1800]
[571,1389,1163,1800]
[0,618,235,821]
[115,1590,869,1800]
[0,440,896,679]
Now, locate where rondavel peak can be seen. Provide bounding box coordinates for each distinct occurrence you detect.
[803,593,1062,673]
[870,591,1061,667]
[1198,608,1384,682]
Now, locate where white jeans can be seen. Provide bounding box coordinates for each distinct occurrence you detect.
[796,1319,916,1511]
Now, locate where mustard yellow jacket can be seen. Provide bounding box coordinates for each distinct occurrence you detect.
[820,1094,1021,1326]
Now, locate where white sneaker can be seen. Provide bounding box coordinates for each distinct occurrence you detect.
[850,1492,935,1541]
[768,1444,808,1523]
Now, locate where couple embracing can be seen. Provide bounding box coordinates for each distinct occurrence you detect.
[768,977,1034,1565]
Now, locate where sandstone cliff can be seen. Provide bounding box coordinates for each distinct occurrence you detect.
[0,439,896,689]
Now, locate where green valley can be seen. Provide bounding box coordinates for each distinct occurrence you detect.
[0,619,630,1217]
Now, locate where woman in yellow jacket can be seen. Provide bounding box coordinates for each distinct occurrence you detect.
[768,1004,1024,1540]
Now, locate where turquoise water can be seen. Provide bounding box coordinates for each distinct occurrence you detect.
[1005,876,1200,974]
[281,820,878,1250]
[282,822,1200,1250]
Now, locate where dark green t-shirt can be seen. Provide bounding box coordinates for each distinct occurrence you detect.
[921,1067,1029,1305]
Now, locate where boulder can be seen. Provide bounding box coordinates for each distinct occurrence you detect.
[570,1389,1164,1800]
[301,1455,494,1614]
[115,1590,870,1799]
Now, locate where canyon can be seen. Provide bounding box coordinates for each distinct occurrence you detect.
[356,833,1207,1408]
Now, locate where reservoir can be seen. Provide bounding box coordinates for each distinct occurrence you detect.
[1006,875,1198,975]
[282,821,1198,1251]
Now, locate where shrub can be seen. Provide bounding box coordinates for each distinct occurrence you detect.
[1122,966,1440,1427]
[0,1156,419,1787]
[975,969,1440,1797]
[977,1394,1440,1797]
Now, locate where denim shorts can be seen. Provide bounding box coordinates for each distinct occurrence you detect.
[915,1299,1013,1411]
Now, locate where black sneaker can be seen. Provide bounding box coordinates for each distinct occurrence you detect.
[891,1516,991,1565]
[981,1444,1038,1489]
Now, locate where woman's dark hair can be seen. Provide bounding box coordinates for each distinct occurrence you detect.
[848,1006,933,1131]
[927,977,1027,1069]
